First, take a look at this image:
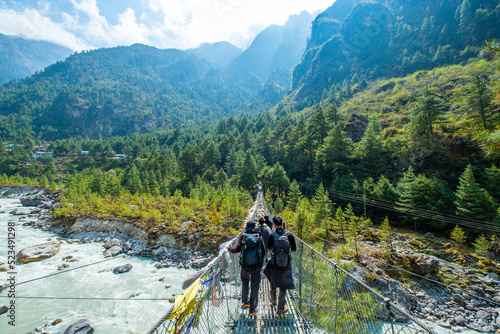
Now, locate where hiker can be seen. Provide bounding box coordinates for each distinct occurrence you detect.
[263,215,273,231]
[227,220,266,316]
[264,215,296,315]
[258,217,272,251]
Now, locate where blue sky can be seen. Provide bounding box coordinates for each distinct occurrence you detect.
[0,0,334,51]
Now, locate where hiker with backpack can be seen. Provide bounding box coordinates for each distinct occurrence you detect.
[227,220,266,316]
[264,215,296,315]
[258,217,272,247]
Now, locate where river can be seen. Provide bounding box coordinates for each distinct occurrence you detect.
[0,198,195,334]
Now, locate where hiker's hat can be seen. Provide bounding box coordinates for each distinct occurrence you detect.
[245,220,256,232]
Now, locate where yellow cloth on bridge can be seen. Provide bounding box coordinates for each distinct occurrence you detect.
[166,277,202,323]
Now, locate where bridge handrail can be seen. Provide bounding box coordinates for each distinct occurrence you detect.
[148,186,437,334]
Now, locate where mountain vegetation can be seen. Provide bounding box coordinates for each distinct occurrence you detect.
[0,0,499,257]
[292,0,500,107]
[0,33,72,85]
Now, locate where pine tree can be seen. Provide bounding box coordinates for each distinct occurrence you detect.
[396,166,418,228]
[334,207,346,241]
[450,225,466,244]
[411,87,446,146]
[238,152,257,192]
[317,124,353,174]
[287,180,303,211]
[462,76,494,129]
[307,107,328,145]
[473,235,490,256]
[268,162,290,197]
[273,197,284,213]
[325,104,341,125]
[39,175,49,188]
[313,183,333,240]
[354,120,383,162]
[455,164,488,221]
[294,200,312,240]
[380,217,392,250]
[126,165,142,194]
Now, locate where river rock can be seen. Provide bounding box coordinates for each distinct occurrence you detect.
[0,305,7,315]
[17,241,61,263]
[452,293,465,304]
[20,195,45,207]
[104,245,122,257]
[10,207,34,215]
[63,318,94,334]
[113,264,132,274]
[52,318,63,325]
[104,238,122,249]
[122,241,132,253]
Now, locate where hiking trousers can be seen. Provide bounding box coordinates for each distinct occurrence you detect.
[241,267,261,312]
[270,287,287,310]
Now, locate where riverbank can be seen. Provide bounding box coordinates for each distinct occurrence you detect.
[2,187,215,270]
[0,197,195,333]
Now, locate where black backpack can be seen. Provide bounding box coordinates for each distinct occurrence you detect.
[241,231,262,272]
[272,231,291,268]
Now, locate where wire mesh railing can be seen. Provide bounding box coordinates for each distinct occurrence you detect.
[148,187,436,334]
[292,238,436,334]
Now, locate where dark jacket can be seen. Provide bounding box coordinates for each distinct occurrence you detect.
[228,229,267,261]
[264,228,296,289]
[259,224,272,249]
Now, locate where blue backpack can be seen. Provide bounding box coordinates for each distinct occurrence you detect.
[272,231,291,268]
[241,232,262,272]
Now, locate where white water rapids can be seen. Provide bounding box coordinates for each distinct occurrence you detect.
[0,198,195,334]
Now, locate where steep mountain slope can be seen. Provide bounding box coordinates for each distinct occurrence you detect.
[230,11,313,86]
[0,44,255,139]
[292,0,500,106]
[0,34,72,84]
[187,41,242,68]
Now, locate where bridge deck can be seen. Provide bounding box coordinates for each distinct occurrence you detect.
[230,277,306,334]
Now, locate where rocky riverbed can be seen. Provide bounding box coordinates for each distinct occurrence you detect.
[8,188,213,270]
[0,196,196,334]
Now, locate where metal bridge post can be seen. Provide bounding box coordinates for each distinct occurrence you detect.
[385,297,395,334]
[333,264,339,333]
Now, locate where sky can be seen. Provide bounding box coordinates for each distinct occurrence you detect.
[0,0,334,51]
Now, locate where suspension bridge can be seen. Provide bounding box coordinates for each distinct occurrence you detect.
[148,185,437,334]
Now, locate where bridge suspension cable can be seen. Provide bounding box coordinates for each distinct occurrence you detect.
[148,185,436,334]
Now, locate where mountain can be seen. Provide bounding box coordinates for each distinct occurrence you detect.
[230,11,313,86]
[292,0,500,106]
[0,34,72,84]
[187,41,242,68]
[0,43,256,140]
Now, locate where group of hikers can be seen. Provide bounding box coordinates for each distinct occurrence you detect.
[227,214,296,317]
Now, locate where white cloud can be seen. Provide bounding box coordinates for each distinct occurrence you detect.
[0,0,334,51]
[0,7,90,50]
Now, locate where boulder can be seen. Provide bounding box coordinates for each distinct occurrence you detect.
[452,293,465,305]
[344,114,369,143]
[411,257,439,275]
[104,245,122,258]
[0,305,7,315]
[17,241,61,263]
[9,207,34,215]
[340,266,411,322]
[20,195,45,207]
[122,241,132,253]
[103,238,122,250]
[424,232,435,238]
[63,319,94,334]
[113,264,132,274]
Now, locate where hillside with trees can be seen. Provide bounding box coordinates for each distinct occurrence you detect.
[292,0,500,107]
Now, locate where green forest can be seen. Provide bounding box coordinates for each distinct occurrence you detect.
[1,51,500,253]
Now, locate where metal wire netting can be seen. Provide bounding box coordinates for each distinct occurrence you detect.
[291,239,436,334]
[148,188,436,334]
